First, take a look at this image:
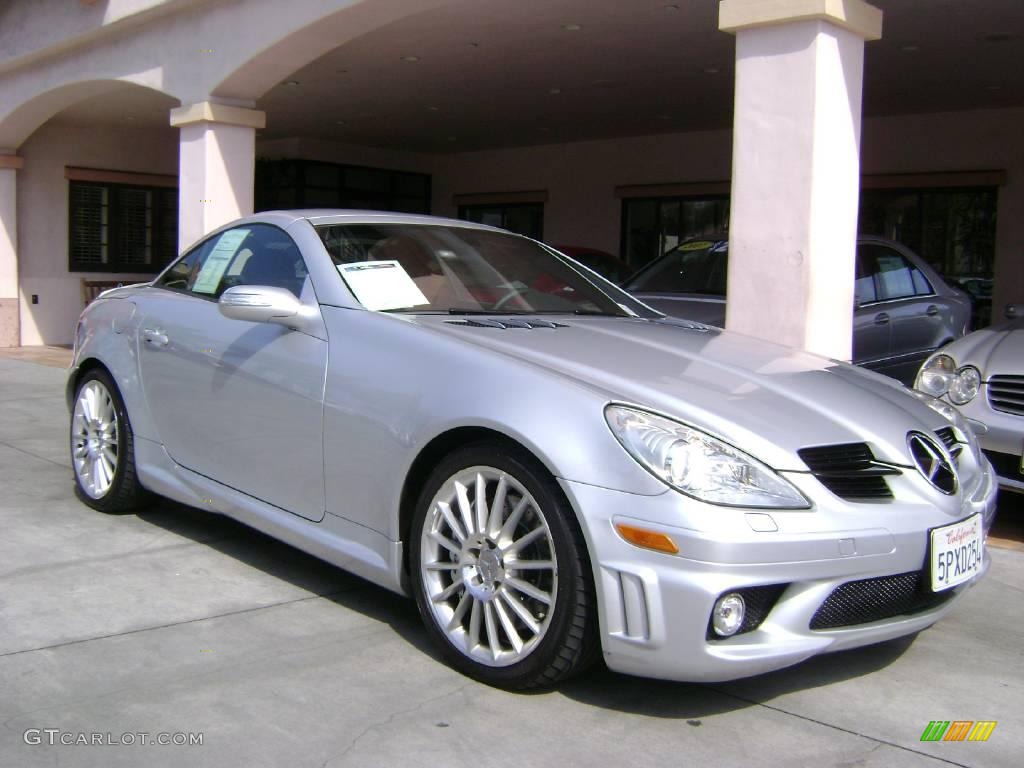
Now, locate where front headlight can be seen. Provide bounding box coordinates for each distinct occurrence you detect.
[915,354,956,396]
[914,354,980,405]
[604,405,810,509]
[949,365,981,405]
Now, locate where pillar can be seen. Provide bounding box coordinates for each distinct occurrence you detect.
[169,101,265,252]
[0,154,22,347]
[720,0,883,361]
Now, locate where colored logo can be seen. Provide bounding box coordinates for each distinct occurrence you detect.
[920,721,996,742]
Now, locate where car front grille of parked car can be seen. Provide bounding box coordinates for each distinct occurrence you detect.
[987,375,1024,417]
[797,443,901,500]
[809,570,957,630]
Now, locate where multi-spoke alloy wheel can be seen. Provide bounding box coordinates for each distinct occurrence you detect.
[72,380,120,499]
[412,443,598,689]
[70,370,147,512]
[421,466,558,666]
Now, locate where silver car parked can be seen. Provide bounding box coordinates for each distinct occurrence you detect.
[68,211,995,688]
[916,304,1024,493]
[625,235,972,385]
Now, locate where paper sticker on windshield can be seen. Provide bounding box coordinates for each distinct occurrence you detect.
[192,229,250,295]
[339,260,429,311]
[677,241,713,252]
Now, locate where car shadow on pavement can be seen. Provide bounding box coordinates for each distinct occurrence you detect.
[133,498,916,717]
[133,499,436,650]
[556,635,916,718]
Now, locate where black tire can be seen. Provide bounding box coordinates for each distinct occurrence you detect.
[70,368,149,513]
[410,441,599,689]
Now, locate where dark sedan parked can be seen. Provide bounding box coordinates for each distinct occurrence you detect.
[625,235,971,385]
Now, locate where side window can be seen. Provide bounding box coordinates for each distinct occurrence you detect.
[156,238,217,292]
[155,224,308,299]
[865,245,916,301]
[910,265,934,296]
[854,248,877,305]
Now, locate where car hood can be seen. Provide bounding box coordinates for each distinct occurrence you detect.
[941,318,1024,379]
[633,293,726,326]
[414,315,947,471]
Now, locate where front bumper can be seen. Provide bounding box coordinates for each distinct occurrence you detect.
[559,461,997,683]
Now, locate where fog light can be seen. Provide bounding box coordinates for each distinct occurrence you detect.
[712,593,746,637]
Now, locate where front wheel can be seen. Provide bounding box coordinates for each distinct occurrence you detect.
[410,442,598,689]
[70,369,148,512]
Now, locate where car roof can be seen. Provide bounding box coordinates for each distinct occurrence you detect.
[233,209,510,234]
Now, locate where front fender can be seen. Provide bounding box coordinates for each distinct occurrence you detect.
[67,298,155,440]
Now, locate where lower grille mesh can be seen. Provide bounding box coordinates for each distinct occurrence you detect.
[810,570,956,630]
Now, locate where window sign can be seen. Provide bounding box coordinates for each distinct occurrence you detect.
[338,260,428,311]
[192,229,250,294]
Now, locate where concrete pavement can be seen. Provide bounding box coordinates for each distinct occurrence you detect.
[0,356,1020,768]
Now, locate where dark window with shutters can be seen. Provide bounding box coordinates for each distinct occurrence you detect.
[68,180,179,273]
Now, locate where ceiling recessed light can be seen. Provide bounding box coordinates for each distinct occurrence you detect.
[899,44,920,52]
[562,23,582,31]
[335,120,348,126]
[427,106,440,112]
[703,67,720,75]
[663,3,680,10]
[401,55,420,62]
[283,80,300,86]
[548,87,562,95]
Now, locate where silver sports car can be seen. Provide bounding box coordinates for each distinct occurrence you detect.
[68,211,996,689]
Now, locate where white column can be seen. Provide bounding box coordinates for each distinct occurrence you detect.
[720,0,883,361]
[0,154,22,347]
[170,102,266,252]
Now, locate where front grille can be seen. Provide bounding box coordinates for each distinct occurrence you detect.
[982,449,1023,481]
[988,375,1024,417]
[798,443,900,500]
[809,570,956,630]
[934,426,963,463]
[706,584,787,640]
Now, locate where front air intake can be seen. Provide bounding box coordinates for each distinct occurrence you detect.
[797,443,900,500]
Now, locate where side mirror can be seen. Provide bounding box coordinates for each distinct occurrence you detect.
[1006,303,1022,320]
[218,285,301,326]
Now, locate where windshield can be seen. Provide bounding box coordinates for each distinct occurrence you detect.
[316,223,635,316]
[625,240,729,295]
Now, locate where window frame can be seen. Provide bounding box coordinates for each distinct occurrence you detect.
[68,178,179,274]
[151,222,308,303]
[856,243,938,307]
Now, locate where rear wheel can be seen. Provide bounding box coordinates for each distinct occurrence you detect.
[70,369,148,512]
[410,442,598,689]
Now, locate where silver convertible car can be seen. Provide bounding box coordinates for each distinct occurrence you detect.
[68,211,996,689]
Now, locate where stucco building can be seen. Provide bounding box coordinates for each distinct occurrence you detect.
[1,0,1021,358]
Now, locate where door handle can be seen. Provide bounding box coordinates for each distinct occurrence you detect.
[926,305,939,317]
[873,313,890,326]
[142,328,169,347]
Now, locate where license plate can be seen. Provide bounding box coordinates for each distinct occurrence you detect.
[930,514,984,592]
